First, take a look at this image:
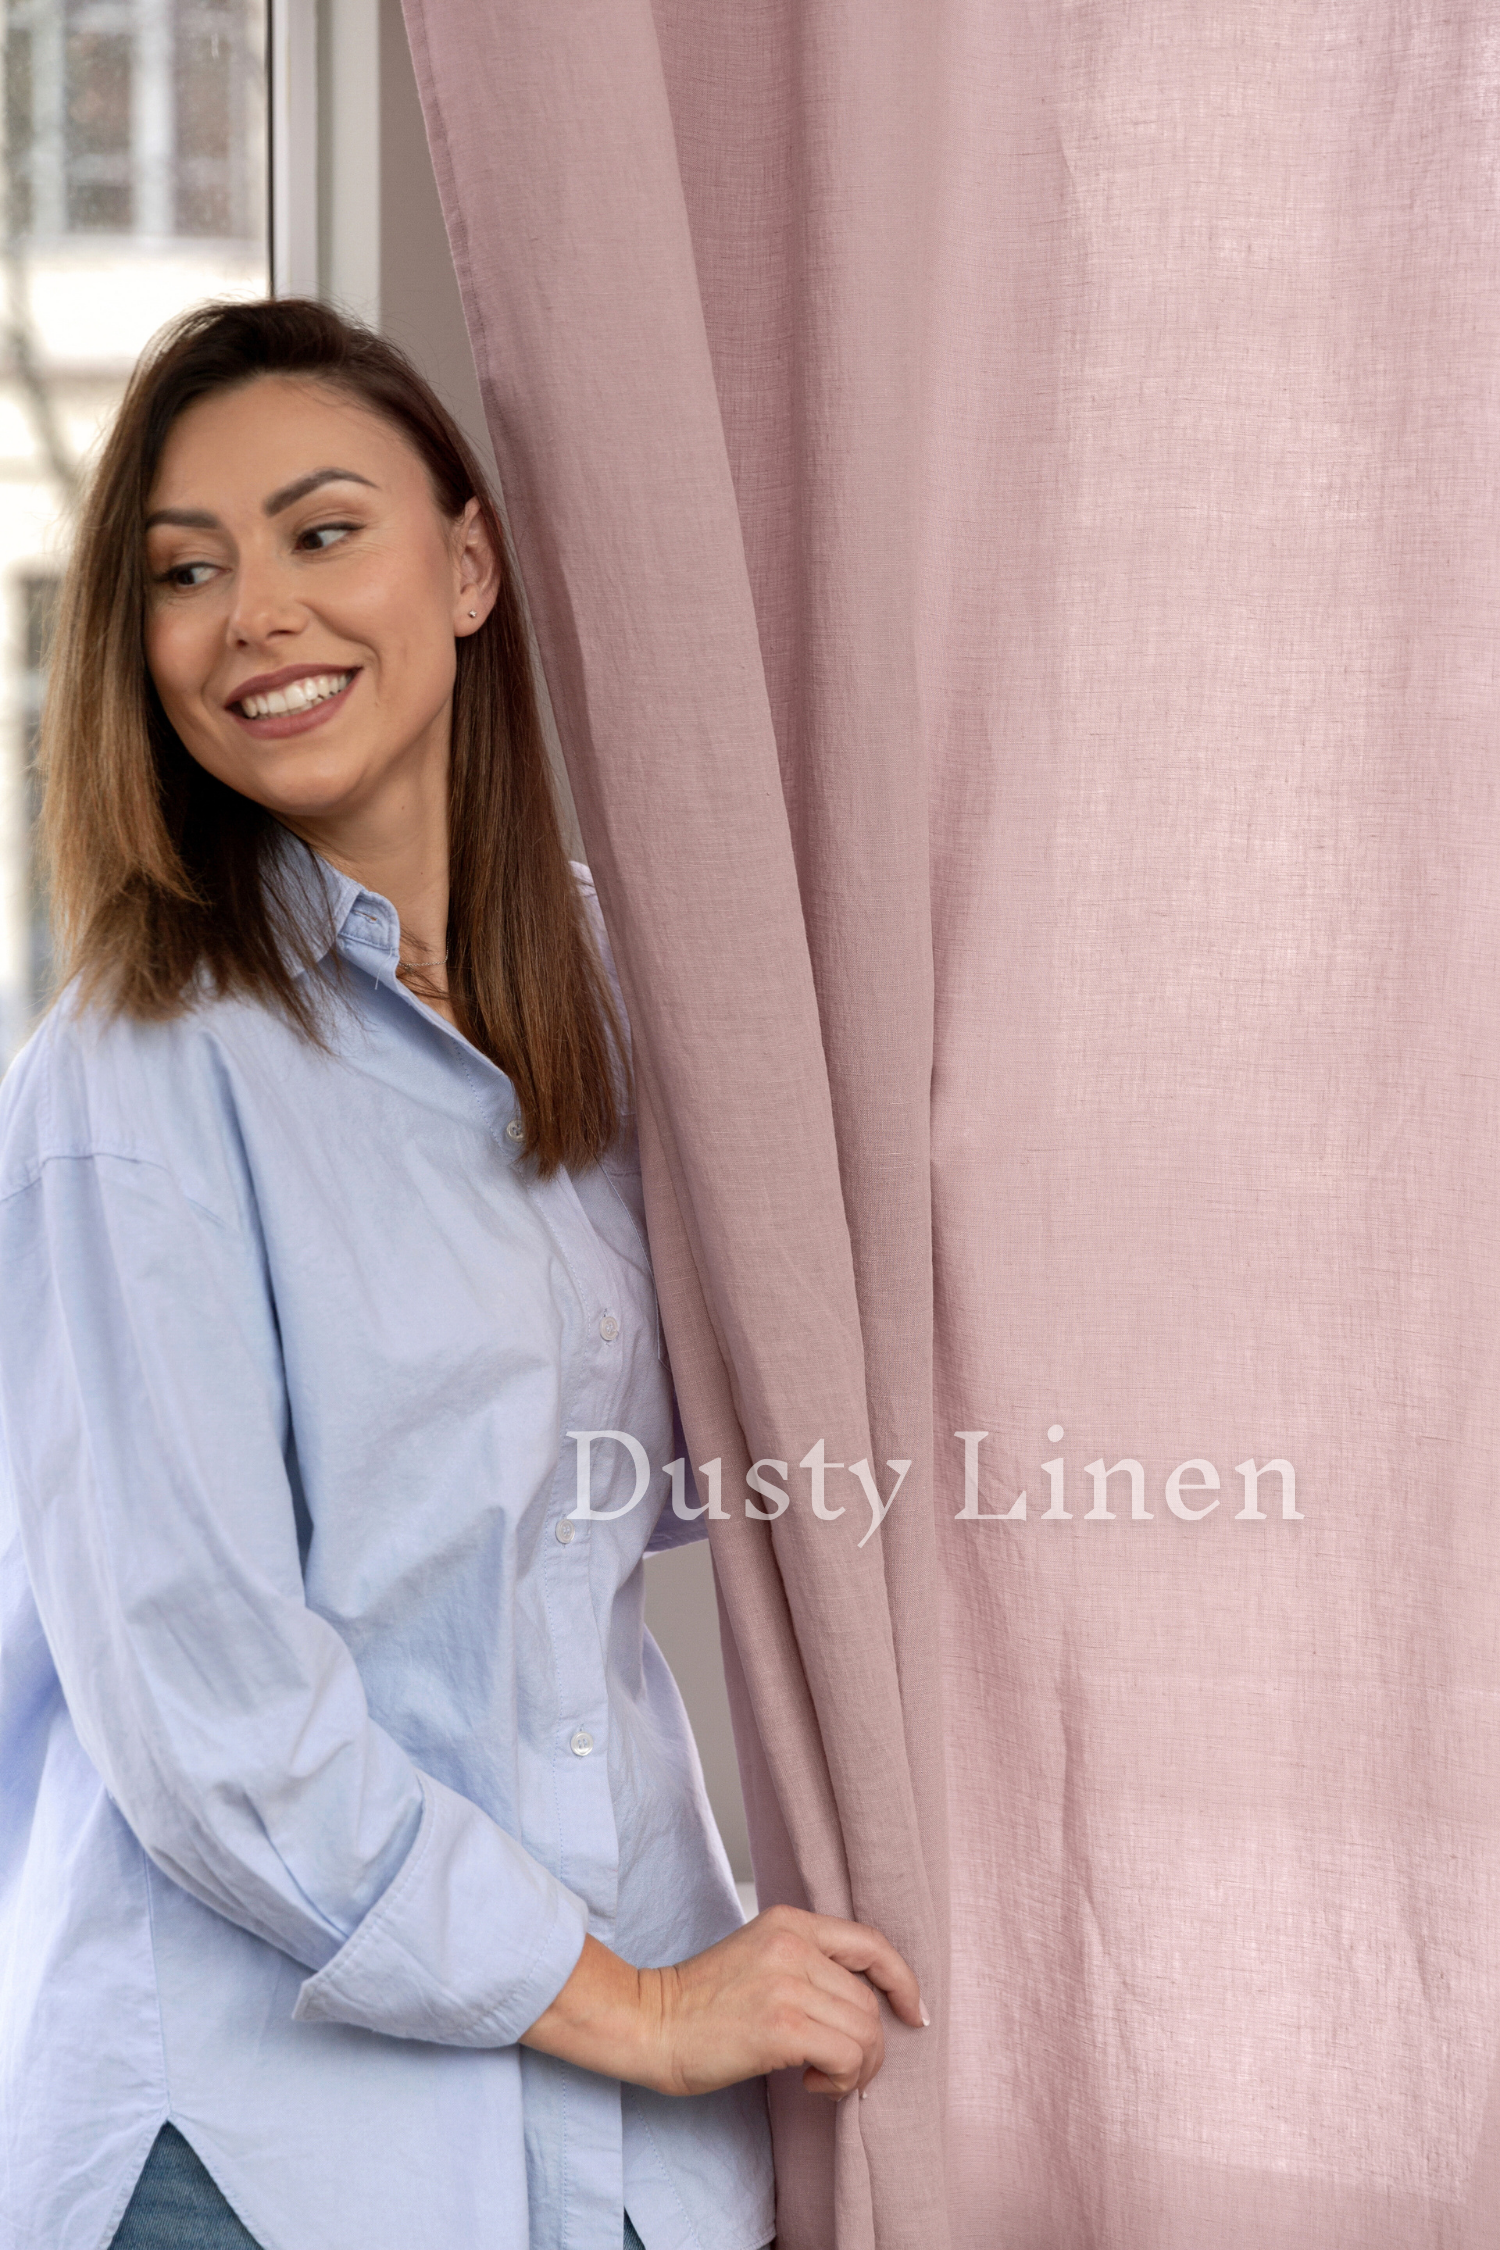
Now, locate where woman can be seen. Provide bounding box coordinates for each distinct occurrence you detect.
[0,299,922,2250]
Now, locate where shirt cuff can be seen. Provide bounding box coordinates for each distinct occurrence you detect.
[291,1769,589,2046]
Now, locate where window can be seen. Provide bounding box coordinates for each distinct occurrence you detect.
[17,572,58,1016]
[5,0,265,243]
[0,0,268,1069]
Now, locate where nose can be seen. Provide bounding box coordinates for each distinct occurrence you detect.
[224,542,306,649]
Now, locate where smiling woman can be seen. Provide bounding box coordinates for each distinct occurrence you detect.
[139,378,494,1030]
[39,298,622,1156]
[0,298,922,2250]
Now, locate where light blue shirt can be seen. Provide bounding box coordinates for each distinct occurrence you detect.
[0,839,774,2250]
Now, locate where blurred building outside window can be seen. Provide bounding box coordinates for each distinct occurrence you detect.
[0,0,268,1070]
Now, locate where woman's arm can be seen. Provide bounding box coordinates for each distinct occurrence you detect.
[1,1131,923,2097]
[522,1909,927,2100]
[0,1144,588,2048]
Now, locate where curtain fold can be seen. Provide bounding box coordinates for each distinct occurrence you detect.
[402,3,1500,2244]
[398,6,947,2242]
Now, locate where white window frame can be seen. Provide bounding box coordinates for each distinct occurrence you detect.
[268,0,379,321]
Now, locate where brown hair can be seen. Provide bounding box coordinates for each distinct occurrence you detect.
[38,295,625,1176]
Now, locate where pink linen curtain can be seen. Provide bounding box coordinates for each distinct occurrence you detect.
[401,3,1500,2244]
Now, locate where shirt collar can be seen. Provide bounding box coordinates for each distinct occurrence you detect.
[264,823,401,977]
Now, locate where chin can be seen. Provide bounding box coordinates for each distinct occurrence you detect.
[225,755,370,823]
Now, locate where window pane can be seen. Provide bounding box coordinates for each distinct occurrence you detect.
[5,24,34,234]
[176,2,262,239]
[65,29,133,231]
[19,575,58,1017]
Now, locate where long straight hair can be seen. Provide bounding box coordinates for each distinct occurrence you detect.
[38,296,625,1176]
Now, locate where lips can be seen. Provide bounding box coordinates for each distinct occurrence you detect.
[226,667,360,739]
[235,669,352,718]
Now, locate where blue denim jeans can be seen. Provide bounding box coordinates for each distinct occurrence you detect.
[112,2123,651,2247]
[110,2128,261,2248]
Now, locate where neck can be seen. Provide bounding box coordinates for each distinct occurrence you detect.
[281,739,451,973]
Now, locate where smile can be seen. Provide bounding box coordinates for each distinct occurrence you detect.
[234,670,354,718]
[228,669,360,738]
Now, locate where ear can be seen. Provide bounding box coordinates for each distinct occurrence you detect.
[453,497,501,635]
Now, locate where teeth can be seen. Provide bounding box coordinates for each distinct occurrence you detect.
[240,671,351,718]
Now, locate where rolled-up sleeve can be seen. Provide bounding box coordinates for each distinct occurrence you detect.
[292,1769,587,2043]
[0,1148,588,2044]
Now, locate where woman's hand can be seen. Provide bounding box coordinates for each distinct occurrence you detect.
[520,1904,927,2099]
[653,1903,927,2098]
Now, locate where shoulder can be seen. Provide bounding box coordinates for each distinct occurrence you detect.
[0,980,296,1216]
[1,989,167,1180]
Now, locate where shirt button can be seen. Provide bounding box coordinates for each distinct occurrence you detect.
[505,1118,525,1142]
[555,1519,575,1545]
[599,1313,619,1341]
[569,1730,594,1757]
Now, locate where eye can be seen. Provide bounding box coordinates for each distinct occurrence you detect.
[296,520,358,552]
[156,560,218,590]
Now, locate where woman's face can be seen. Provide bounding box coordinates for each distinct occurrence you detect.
[143,373,495,831]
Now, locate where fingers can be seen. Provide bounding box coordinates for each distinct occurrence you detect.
[796,1990,884,2098]
[791,2015,877,2098]
[790,1976,885,2096]
[761,1904,928,2033]
[654,1905,926,2104]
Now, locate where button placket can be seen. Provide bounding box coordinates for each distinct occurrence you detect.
[541,1166,639,1367]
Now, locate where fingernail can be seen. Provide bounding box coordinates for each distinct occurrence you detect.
[920,2002,931,2027]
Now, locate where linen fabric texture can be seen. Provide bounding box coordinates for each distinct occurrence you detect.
[400,1,1500,2245]
[0,841,774,2250]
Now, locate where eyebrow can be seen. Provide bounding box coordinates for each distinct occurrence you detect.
[264,466,378,515]
[144,467,378,533]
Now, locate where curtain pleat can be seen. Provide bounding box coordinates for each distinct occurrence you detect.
[399,5,947,2242]
[402,2,1500,2243]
